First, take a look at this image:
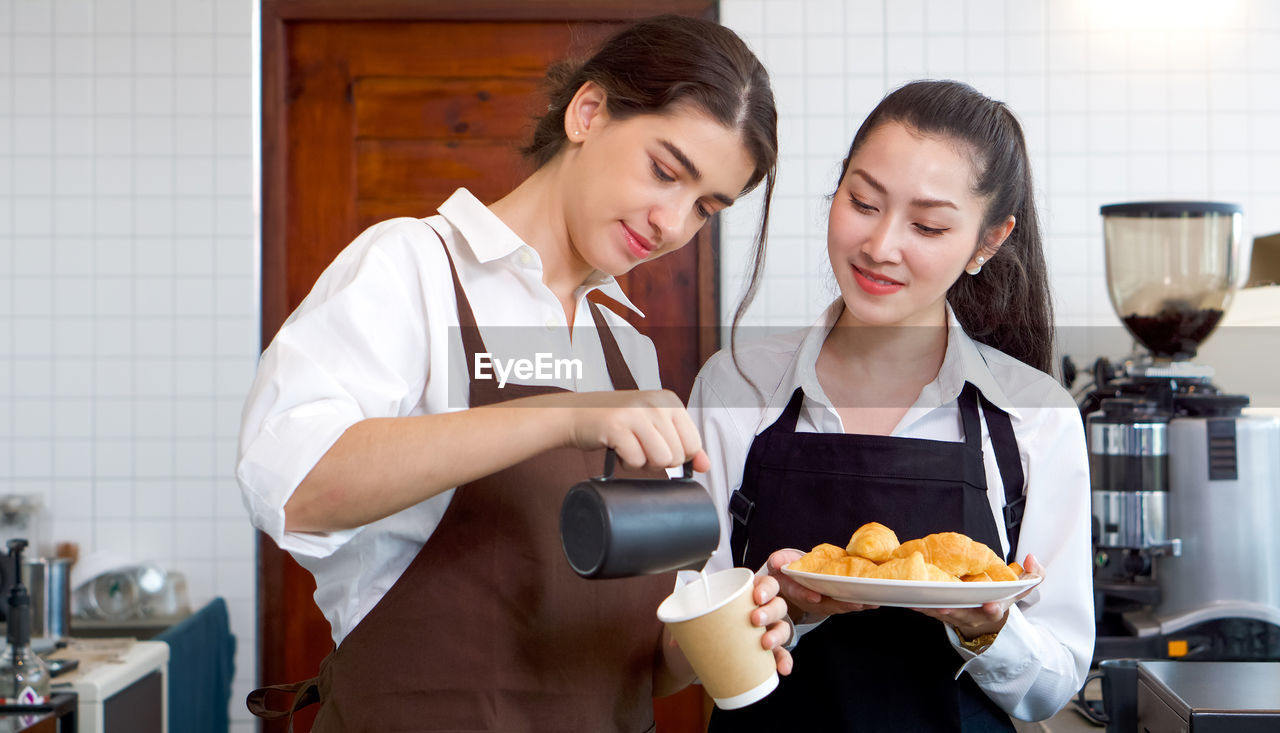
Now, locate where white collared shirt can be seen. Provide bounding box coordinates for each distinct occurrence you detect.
[237,188,661,644]
[690,300,1094,722]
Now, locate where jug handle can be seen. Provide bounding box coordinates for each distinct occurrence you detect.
[602,449,693,480]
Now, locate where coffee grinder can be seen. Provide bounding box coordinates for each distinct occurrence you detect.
[1071,201,1280,662]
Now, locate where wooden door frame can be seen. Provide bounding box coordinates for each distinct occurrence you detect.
[261,0,720,348]
[258,0,721,706]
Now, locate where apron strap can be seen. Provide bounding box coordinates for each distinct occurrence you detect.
[246,678,320,730]
[428,223,643,393]
[957,382,983,451]
[586,295,639,391]
[426,223,490,371]
[773,388,805,434]
[977,392,1026,563]
[728,388,805,564]
[961,382,1026,562]
[728,486,753,565]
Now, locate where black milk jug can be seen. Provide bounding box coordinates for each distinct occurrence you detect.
[560,450,720,579]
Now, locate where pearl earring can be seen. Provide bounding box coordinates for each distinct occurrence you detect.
[965,255,986,276]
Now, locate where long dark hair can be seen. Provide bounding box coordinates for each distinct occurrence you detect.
[837,80,1056,374]
[523,14,778,338]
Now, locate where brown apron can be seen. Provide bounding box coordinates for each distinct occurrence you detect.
[249,228,675,731]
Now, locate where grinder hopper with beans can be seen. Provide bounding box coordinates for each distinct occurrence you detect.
[1079,201,1280,663]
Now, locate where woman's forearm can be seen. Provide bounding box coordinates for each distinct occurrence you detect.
[284,394,575,532]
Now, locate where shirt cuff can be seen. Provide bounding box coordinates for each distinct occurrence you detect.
[238,405,363,559]
[247,485,362,559]
[791,617,825,647]
[951,605,1038,682]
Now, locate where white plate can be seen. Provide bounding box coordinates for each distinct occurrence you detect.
[780,565,1042,608]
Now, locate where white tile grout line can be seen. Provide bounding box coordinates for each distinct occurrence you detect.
[48,0,67,507]
[6,0,13,487]
[87,0,99,530]
[127,0,137,541]
[168,0,180,564]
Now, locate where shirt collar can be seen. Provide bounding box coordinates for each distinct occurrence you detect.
[436,188,645,317]
[930,303,1021,420]
[770,298,1021,430]
[749,300,842,432]
[790,299,842,409]
[437,188,525,263]
[580,274,645,318]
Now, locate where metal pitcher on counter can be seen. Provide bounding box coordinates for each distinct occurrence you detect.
[23,558,73,640]
[0,546,72,642]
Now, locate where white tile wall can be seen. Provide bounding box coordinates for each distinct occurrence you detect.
[1,0,258,730]
[4,0,1279,729]
[719,0,1280,375]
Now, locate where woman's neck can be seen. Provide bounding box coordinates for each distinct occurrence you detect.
[815,302,949,435]
[823,302,949,383]
[488,159,594,313]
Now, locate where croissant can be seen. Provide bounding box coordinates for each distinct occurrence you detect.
[962,559,1022,582]
[890,532,1002,577]
[822,555,878,578]
[788,543,847,572]
[923,564,962,583]
[811,543,847,561]
[869,551,960,582]
[981,561,1019,582]
[869,551,924,581]
[787,528,1024,583]
[846,522,900,563]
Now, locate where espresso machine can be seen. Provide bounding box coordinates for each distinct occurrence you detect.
[1069,201,1280,663]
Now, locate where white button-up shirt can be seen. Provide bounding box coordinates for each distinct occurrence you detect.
[690,300,1094,722]
[237,189,662,644]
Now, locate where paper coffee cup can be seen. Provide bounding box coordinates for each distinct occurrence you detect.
[657,567,778,710]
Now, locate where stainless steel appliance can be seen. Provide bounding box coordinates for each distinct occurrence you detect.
[1136,661,1280,731]
[1070,201,1280,663]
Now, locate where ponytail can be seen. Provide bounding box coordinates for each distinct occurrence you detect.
[947,158,1055,374]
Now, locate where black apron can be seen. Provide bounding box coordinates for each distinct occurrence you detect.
[710,383,1025,732]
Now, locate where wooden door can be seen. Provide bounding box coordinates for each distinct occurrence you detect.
[260,2,719,730]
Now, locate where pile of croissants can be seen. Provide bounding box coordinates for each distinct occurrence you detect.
[786,522,1024,582]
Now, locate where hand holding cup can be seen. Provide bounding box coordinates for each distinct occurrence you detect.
[658,567,791,709]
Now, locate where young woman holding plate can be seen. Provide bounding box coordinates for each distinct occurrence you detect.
[690,80,1093,730]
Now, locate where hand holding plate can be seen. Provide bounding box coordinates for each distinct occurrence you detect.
[910,555,1043,640]
[768,549,879,620]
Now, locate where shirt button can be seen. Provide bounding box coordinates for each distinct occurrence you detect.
[544,318,558,331]
[518,250,533,266]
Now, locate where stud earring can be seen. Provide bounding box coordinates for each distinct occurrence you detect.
[965,255,986,276]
